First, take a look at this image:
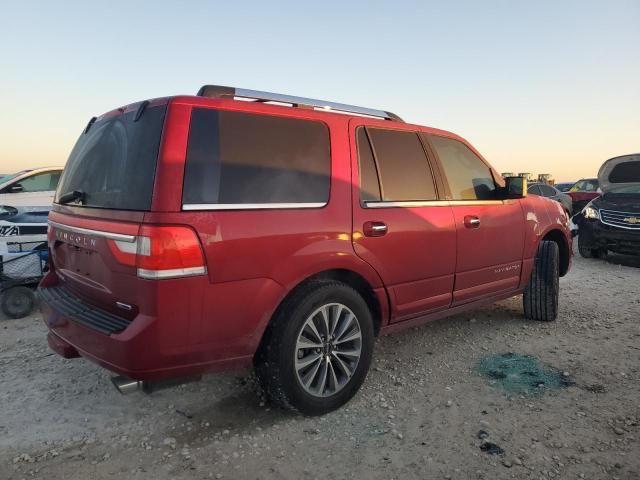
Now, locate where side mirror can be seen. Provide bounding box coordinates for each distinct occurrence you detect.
[9,183,24,193]
[502,176,527,199]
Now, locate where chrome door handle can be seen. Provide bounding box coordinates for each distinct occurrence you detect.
[363,221,388,237]
[464,215,481,228]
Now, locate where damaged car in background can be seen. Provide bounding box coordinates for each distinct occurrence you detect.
[576,154,640,258]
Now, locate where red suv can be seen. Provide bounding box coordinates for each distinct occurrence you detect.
[39,86,572,415]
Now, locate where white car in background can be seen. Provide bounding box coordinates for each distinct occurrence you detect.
[0,167,63,207]
[0,167,63,250]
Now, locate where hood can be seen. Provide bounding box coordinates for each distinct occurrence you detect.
[598,154,640,193]
[592,194,640,211]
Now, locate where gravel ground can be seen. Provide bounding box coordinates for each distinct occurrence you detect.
[1,244,639,480]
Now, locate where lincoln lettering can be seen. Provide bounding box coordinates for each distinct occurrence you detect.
[56,230,97,248]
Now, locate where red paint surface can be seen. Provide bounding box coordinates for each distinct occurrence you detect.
[40,95,572,381]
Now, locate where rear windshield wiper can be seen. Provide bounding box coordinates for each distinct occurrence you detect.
[58,190,85,205]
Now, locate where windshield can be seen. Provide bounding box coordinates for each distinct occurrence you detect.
[605,185,640,195]
[570,179,598,192]
[56,105,166,210]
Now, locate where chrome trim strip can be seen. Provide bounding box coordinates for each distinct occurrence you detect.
[364,200,507,208]
[600,219,640,230]
[137,266,207,280]
[599,209,640,230]
[182,203,326,211]
[365,201,450,208]
[599,209,640,216]
[448,200,505,206]
[48,221,136,243]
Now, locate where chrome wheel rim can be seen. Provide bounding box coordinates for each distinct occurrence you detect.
[294,303,362,398]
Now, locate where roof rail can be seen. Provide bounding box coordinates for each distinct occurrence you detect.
[196,85,403,122]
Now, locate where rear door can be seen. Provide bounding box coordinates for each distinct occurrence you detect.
[426,134,525,304]
[350,119,456,322]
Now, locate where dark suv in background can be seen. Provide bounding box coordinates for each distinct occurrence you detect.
[577,154,640,258]
[39,85,572,414]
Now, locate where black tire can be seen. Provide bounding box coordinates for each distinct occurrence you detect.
[578,233,598,258]
[255,281,375,415]
[1,286,36,319]
[523,241,559,322]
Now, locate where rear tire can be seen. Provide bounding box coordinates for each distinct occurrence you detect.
[1,286,36,319]
[523,241,559,322]
[255,281,374,416]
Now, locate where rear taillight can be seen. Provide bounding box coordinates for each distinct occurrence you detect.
[108,225,206,280]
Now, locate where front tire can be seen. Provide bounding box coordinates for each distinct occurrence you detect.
[255,281,374,415]
[578,232,599,258]
[523,241,559,322]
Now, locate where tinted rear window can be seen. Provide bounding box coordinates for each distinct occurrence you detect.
[183,109,330,206]
[366,128,436,201]
[56,105,166,210]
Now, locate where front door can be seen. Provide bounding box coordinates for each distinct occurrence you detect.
[426,134,525,304]
[350,119,456,322]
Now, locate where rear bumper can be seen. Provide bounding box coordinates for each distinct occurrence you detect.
[39,275,285,381]
[47,331,80,358]
[578,218,640,255]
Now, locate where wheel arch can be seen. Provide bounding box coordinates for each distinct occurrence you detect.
[254,268,387,363]
[540,229,570,276]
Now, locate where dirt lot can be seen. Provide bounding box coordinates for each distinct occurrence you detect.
[1,245,639,480]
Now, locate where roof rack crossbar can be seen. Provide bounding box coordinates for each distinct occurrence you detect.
[197,85,403,122]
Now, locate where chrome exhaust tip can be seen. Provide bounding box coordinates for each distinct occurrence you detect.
[111,375,202,395]
[111,376,142,395]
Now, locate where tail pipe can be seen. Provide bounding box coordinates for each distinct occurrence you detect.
[111,375,201,394]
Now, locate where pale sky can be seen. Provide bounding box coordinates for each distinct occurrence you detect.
[1,0,638,181]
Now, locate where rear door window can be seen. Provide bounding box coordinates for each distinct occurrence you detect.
[183,109,330,207]
[356,128,382,202]
[9,172,60,193]
[528,185,542,195]
[365,128,436,202]
[540,185,557,197]
[430,136,496,200]
[56,105,166,210]
[3,172,60,193]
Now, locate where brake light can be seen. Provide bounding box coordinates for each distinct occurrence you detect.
[108,225,206,280]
